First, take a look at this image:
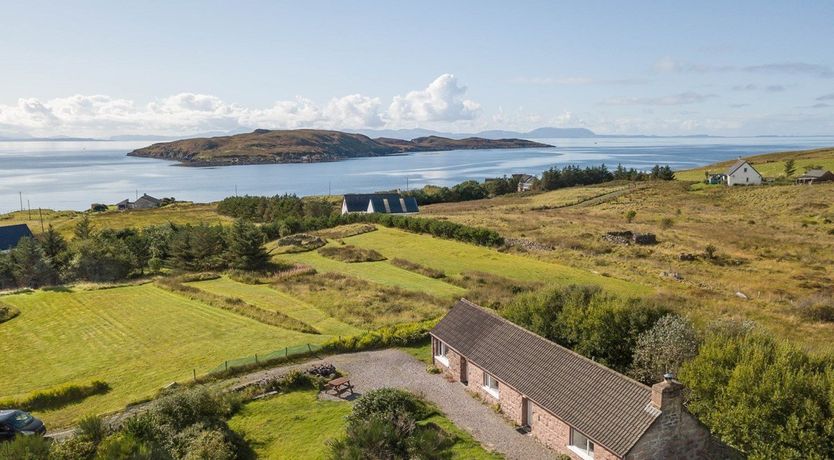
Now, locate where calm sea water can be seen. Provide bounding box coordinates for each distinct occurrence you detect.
[1,136,832,213]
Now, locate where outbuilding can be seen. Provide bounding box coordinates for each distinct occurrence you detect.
[795,169,834,185]
[0,224,33,252]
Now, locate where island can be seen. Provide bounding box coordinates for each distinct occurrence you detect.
[126,129,553,166]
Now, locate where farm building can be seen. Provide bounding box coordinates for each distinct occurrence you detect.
[725,159,762,186]
[116,194,161,210]
[513,173,537,192]
[795,169,834,185]
[341,193,419,215]
[707,173,726,185]
[431,299,723,460]
[0,224,33,252]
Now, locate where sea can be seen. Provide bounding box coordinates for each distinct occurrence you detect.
[1,136,832,214]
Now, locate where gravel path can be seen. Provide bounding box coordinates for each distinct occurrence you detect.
[241,348,555,460]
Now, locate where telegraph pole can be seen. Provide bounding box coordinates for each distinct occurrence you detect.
[19,192,23,212]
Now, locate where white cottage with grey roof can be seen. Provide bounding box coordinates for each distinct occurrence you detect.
[725,159,762,186]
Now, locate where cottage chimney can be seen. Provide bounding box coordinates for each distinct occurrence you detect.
[651,373,684,411]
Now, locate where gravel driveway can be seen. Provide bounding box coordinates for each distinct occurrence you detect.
[242,348,555,460]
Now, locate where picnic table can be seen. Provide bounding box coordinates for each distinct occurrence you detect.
[325,377,354,397]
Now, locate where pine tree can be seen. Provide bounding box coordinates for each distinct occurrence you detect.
[74,214,94,240]
[784,159,796,177]
[39,224,67,271]
[11,237,57,288]
[226,219,269,270]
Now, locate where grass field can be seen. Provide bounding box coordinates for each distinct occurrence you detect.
[228,390,502,460]
[186,276,361,337]
[276,247,467,299]
[0,203,231,237]
[0,283,334,428]
[336,226,647,296]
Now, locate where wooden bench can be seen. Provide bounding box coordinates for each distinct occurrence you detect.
[325,376,354,397]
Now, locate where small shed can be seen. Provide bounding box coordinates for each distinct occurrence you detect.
[795,169,834,185]
[512,174,537,192]
[133,194,161,209]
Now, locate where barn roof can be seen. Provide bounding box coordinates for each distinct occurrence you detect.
[0,224,33,251]
[798,169,832,179]
[431,299,660,457]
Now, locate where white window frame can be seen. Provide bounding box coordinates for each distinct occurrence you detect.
[482,372,500,398]
[434,341,450,367]
[568,428,595,460]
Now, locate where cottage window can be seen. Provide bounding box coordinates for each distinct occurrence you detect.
[434,341,450,367]
[569,428,595,460]
[482,372,500,398]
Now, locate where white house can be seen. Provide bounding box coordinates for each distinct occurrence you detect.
[726,159,762,186]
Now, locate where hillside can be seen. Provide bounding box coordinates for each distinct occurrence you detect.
[675,146,834,181]
[128,129,552,166]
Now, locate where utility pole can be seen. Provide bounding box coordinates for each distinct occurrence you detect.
[27,200,31,220]
[19,192,23,212]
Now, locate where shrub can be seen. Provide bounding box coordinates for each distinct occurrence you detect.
[0,381,110,412]
[322,320,438,354]
[318,245,386,263]
[660,217,674,229]
[0,302,20,324]
[625,210,637,223]
[796,294,834,323]
[77,415,108,445]
[183,429,234,460]
[93,433,160,459]
[50,436,97,460]
[390,258,445,278]
[629,314,700,384]
[0,434,52,460]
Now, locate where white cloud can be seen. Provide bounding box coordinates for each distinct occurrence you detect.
[0,75,482,137]
[387,74,480,123]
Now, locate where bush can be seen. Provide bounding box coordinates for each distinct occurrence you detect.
[182,428,234,460]
[50,436,97,460]
[318,245,386,263]
[322,320,438,354]
[659,217,674,229]
[502,285,670,373]
[390,258,445,278]
[0,302,20,324]
[0,434,51,460]
[349,388,430,425]
[680,325,834,459]
[629,314,700,385]
[77,415,108,446]
[0,381,110,412]
[93,433,160,459]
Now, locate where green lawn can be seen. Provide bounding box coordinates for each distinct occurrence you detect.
[276,248,466,299]
[339,227,647,296]
[0,284,330,428]
[228,390,502,460]
[186,276,361,337]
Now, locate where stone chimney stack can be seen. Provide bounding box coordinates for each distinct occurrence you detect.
[651,372,684,412]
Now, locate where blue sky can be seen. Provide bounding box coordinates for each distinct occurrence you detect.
[1,0,833,137]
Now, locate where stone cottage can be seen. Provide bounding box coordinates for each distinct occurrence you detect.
[430,299,722,460]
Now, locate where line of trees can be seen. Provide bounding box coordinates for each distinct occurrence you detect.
[400,163,676,206]
[0,217,270,290]
[217,194,333,223]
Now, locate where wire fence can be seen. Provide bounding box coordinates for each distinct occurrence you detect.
[208,343,323,374]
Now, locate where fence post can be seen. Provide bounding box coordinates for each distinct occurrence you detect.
[193,369,196,382]
[225,361,228,371]
[285,347,288,358]
[307,343,312,352]
[255,353,258,364]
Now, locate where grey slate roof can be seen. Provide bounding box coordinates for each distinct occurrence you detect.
[798,169,832,179]
[726,159,761,176]
[0,224,33,251]
[431,299,659,457]
[343,193,418,213]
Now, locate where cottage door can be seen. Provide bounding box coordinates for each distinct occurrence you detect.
[460,357,468,384]
[524,398,534,428]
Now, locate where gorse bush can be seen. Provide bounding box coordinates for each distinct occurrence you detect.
[0,434,52,460]
[322,320,438,353]
[318,245,386,263]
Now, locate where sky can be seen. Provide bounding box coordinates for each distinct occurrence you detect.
[1,0,833,137]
